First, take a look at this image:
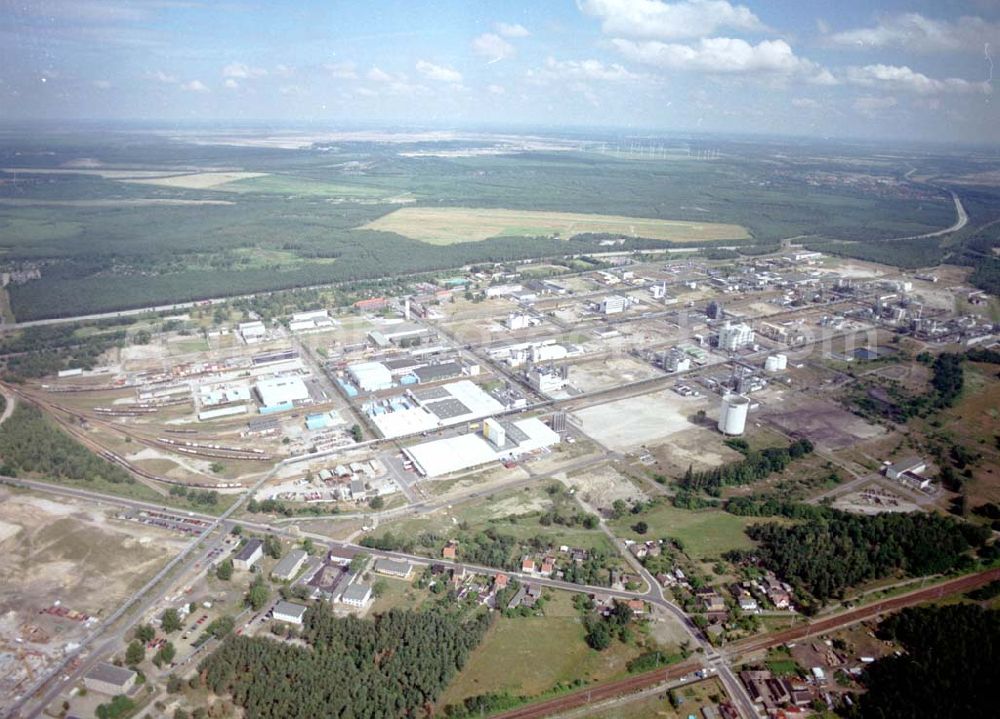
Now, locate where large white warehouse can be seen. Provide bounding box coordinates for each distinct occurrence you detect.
[256,376,310,411]
[348,361,394,392]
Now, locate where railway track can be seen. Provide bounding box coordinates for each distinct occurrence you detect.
[489,660,702,719]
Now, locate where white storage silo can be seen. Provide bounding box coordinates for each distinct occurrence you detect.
[775,354,788,370]
[718,394,750,436]
[764,355,780,372]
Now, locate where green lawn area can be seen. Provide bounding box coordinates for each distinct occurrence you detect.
[438,592,640,709]
[609,503,761,558]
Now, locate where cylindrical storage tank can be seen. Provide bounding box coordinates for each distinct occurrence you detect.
[764,355,780,372]
[718,394,750,436]
[775,354,788,370]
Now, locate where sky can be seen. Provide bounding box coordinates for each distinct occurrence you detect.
[1,0,999,143]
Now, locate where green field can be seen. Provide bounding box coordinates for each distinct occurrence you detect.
[609,504,762,558]
[223,174,392,198]
[438,592,640,708]
[362,206,751,245]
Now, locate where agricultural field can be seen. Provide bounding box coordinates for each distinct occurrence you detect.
[362,207,751,245]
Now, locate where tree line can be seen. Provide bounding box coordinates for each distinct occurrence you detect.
[679,439,814,494]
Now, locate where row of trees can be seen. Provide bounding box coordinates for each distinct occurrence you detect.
[679,439,814,494]
[198,606,490,719]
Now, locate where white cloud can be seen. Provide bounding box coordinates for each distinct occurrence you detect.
[93,79,112,90]
[279,85,305,97]
[180,79,209,93]
[853,95,898,115]
[148,70,178,84]
[611,37,820,77]
[845,64,991,95]
[488,83,506,94]
[791,97,820,109]
[367,66,394,83]
[578,0,765,40]
[495,22,530,38]
[324,61,357,79]
[362,67,429,96]
[530,56,643,83]
[222,62,267,80]
[472,32,515,62]
[273,64,294,78]
[829,13,1000,53]
[415,60,463,83]
[223,78,239,89]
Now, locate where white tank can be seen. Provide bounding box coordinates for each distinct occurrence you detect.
[718,394,750,436]
[775,354,787,370]
[765,355,780,372]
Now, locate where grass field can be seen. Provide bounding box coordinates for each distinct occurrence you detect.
[223,174,392,197]
[362,207,751,245]
[609,503,761,558]
[125,171,268,189]
[438,592,640,708]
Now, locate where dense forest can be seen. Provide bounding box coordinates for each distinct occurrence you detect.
[743,511,990,602]
[846,604,999,718]
[679,439,814,494]
[0,403,135,484]
[198,606,490,719]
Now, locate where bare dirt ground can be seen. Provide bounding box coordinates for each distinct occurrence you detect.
[760,396,884,450]
[562,465,648,508]
[0,489,185,713]
[650,426,744,475]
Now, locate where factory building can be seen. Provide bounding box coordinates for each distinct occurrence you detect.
[717,322,755,352]
[255,376,310,413]
[600,295,628,315]
[661,349,692,373]
[506,313,532,330]
[347,361,394,392]
[527,364,569,393]
[403,416,560,478]
[84,663,137,695]
[239,320,266,344]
